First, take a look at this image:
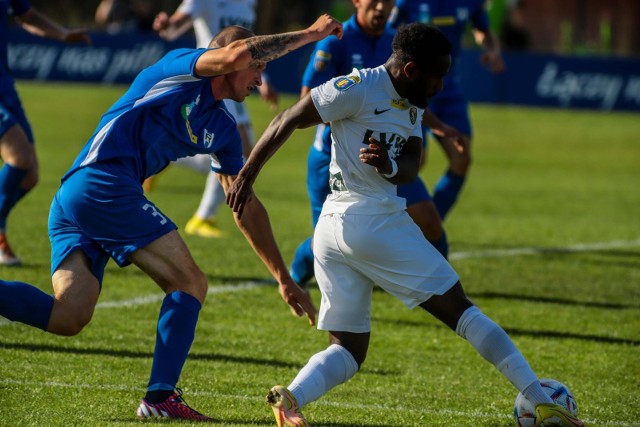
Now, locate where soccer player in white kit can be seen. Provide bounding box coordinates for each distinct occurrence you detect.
[227,22,584,427]
[152,0,278,237]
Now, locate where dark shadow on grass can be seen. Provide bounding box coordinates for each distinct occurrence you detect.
[0,341,394,375]
[467,291,638,310]
[0,341,296,368]
[371,317,640,346]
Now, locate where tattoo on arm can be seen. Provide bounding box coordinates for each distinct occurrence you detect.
[246,33,301,68]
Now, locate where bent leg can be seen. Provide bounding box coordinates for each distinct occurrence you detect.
[287,332,365,407]
[129,230,207,397]
[420,282,551,405]
[48,250,101,335]
[406,199,448,259]
[433,134,471,219]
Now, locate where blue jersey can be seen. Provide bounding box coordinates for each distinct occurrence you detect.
[64,48,242,183]
[1,0,31,93]
[391,0,489,78]
[302,15,395,154]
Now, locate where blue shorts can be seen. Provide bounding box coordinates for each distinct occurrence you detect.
[398,177,432,206]
[306,146,331,227]
[48,159,177,283]
[0,89,34,143]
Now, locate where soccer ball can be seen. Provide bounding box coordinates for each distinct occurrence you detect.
[513,379,579,427]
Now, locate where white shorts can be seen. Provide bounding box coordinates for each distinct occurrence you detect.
[314,211,459,333]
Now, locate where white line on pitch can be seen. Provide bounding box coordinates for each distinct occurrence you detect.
[0,378,636,426]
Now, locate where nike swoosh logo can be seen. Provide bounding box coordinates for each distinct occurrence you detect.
[374,108,391,115]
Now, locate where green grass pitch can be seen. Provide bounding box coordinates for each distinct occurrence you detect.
[0,81,638,426]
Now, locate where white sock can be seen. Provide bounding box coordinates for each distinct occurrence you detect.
[288,344,359,407]
[456,306,540,393]
[523,381,553,406]
[195,172,225,219]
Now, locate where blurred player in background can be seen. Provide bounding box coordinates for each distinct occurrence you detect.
[227,23,583,427]
[390,0,504,220]
[150,0,279,238]
[0,16,343,420]
[290,0,463,289]
[0,0,90,265]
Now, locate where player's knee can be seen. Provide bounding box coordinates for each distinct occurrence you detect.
[450,151,471,174]
[54,308,94,336]
[182,268,208,303]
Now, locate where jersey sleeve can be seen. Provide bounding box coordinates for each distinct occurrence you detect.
[301,36,342,90]
[10,0,32,16]
[158,48,207,79]
[310,69,366,124]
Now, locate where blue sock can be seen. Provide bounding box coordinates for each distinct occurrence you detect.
[433,170,466,220]
[0,164,28,229]
[430,230,449,260]
[147,291,202,392]
[290,237,314,286]
[0,280,54,331]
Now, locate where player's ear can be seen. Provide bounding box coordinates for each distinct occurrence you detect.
[403,61,420,80]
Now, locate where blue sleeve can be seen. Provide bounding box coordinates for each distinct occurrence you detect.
[10,0,31,16]
[158,48,208,79]
[471,1,490,32]
[301,37,342,90]
[212,130,244,176]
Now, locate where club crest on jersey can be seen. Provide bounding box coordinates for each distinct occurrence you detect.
[204,129,214,148]
[409,107,418,125]
[334,75,360,91]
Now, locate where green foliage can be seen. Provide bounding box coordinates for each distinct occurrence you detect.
[1,82,638,426]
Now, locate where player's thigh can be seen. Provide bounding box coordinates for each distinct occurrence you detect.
[129,230,207,302]
[314,214,375,334]
[406,200,443,241]
[340,212,458,309]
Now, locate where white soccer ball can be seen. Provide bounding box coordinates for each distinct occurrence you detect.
[513,379,579,427]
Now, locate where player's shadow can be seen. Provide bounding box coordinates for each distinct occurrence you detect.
[372,316,640,347]
[0,340,395,376]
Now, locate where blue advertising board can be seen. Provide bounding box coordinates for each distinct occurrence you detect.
[8,29,640,112]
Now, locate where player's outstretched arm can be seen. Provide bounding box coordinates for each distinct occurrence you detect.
[195,14,343,77]
[226,94,323,217]
[17,8,91,45]
[218,174,317,326]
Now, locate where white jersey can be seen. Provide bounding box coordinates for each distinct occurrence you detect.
[177,0,256,48]
[310,66,424,216]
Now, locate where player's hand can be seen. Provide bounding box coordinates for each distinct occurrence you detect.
[279,279,317,326]
[359,137,392,175]
[62,29,91,45]
[226,173,254,219]
[307,14,343,41]
[152,11,169,31]
[432,121,469,153]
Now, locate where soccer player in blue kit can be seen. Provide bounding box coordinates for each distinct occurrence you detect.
[290,0,463,288]
[0,0,90,265]
[0,15,343,421]
[391,0,504,219]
